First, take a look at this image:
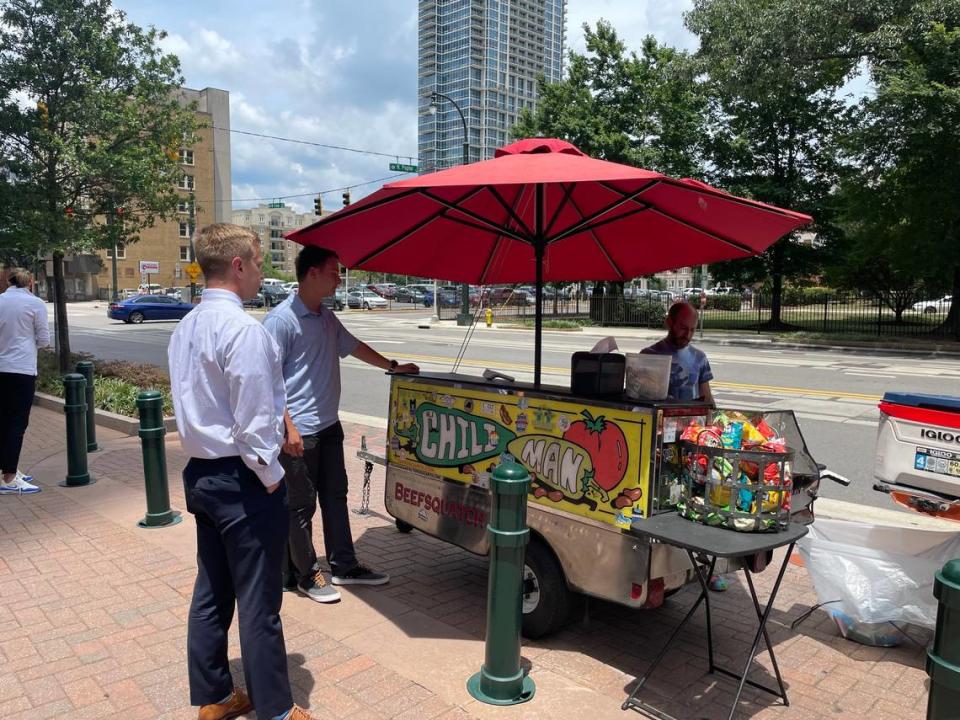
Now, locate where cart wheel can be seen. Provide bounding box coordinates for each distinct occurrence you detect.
[395,519,414,534]
[521,537,571,639]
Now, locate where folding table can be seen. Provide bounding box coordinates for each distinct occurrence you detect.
[623,514,808,720]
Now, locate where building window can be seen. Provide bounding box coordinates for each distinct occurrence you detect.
[178,174,194,190]
[179,149,194,165]
[180,246,190,261]
[106,244,126,259]
[177,199,193,214]
[179,222,194,238]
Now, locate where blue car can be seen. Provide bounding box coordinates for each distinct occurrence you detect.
[108,294,195,324]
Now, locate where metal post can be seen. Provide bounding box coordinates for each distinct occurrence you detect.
[60,373,93,487]
[75,361,98,452]
[188,192,197,303]
[467,460,536,705]
[136,391,181,528]
[927,559,960,719]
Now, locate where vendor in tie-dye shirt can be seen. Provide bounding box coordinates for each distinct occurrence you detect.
[642,302,714,404]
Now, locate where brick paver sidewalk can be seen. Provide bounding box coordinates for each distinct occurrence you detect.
[1,406,930,719]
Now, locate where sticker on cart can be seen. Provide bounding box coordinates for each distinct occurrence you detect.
[558,415,571,432]
[441,394,454,408]
[663,418,680,443]
[915,446,960,478]
[516,412,528,432]
[482,401,495,414]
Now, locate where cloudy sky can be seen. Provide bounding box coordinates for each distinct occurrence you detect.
[115,1,695,214]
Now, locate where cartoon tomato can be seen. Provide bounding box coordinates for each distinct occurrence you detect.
[562,410,628,492]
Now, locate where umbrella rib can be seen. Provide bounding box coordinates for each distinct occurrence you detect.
[647,207,755,254]
[543,182,576,237]
[419,189,529,243]
[548,181,659,244]
[351,187,487,267]
[564,192,626,280]
[479,183,530,285]
[487,186,533,238]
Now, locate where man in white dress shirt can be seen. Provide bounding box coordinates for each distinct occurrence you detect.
[0,268,48,494]
[168,224,316,720]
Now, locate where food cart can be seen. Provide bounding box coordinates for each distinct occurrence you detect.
[378,370,823,637]
[286,137,821,640]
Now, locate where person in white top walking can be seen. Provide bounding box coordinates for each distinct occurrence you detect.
[0,268,49,494]
[168,224,318,720]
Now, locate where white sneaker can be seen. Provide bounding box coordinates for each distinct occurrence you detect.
[15,470,33,483]
[0,474,41,494]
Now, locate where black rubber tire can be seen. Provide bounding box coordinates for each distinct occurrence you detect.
[521,537,572,639]
[129,311,145,324]
[395,519,414,534]
[363,302,370,310]
[924,306,936,314]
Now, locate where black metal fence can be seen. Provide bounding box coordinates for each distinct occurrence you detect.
[438,291,958,340]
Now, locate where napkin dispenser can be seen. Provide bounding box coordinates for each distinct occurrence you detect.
[571,352,625,398]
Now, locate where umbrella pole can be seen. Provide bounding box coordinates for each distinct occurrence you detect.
[534,184,544,390]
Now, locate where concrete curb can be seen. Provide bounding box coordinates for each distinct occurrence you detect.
[32,391,177,436]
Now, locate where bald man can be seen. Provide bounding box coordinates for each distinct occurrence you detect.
[642,302,714,404]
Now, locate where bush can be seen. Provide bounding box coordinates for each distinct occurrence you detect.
[782,287,836,306]
[705,294,741,311]
[616,298,666,327]
[36,351,174,417]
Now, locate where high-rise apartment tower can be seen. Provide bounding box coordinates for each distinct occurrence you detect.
[418,0,566,173]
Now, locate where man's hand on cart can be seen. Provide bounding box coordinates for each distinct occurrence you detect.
[392,362,420,375]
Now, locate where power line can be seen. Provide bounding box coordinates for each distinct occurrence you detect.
[226,172,411,205]
[216,126,417,163]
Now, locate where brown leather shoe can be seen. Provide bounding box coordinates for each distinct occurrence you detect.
[288,706,317,720]
[198,688,253,720]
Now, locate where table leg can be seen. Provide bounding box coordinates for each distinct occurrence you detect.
[687,551,717,672]
[724,542,795,720]
[621,558,713,712]
[743,563,788,703]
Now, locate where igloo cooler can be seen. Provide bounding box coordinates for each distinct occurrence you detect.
[874,392,960,500]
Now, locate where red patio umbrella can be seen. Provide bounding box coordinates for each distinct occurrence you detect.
[286,138,811,386]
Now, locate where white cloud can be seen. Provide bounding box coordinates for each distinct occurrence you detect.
[117,0,698,213]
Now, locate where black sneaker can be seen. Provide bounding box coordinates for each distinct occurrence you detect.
[331,564,390,586]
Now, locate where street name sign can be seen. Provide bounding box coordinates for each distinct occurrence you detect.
[390,163,418,173]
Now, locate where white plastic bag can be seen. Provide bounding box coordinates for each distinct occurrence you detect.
[798,517,960,629]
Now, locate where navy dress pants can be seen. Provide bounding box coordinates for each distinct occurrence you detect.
[183,456,293,720]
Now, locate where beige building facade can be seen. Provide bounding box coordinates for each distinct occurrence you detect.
[231,203,324,276]
[92,86,231,297]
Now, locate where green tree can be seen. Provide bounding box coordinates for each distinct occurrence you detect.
[687,0,856,328]
[0,0,198,370]
[514,21,707,177]
[837,3,960,337]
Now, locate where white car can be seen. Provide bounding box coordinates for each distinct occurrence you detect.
[348,290,388,310]
[912,295,953,314]
[284,282,299,295]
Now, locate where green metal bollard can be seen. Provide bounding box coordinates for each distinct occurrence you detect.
[467,459,536,705]
[60,373,94,487]
[927,559,960,719]
[135,391,181,529]
[75,361,98,452]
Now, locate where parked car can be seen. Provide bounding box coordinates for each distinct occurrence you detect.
[120,288,140,299]
[284,282,299,295]
[108,295,195,324]
[322,291,344,311]
[243,293,265,308]
[260,284,290,308]
[137,283,163,295]
[348,290,388,310]
[912,295,953,314]
[395,286,426,304]
[368,282,397,299]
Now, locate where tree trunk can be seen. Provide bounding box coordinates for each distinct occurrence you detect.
[936,265,960,341]
[52,251,71,373]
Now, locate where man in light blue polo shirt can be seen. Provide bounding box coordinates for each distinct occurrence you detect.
[263,246,418,604]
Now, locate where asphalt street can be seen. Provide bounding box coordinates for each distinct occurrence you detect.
[57,300,960,512]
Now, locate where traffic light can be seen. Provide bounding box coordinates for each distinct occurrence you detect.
[342,190,351,207]
[313,195,323,215]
